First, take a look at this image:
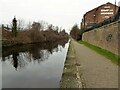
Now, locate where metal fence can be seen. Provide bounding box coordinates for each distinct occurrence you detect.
[84,7,120,32]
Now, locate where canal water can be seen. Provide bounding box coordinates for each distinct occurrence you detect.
[1,40,69,88]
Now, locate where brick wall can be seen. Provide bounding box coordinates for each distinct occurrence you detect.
[82,21,119,56]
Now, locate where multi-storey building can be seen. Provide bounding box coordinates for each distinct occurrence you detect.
[81,2,118,29]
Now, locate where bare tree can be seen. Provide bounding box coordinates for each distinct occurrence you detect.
[38,20,48,31]
[17,19,25,31]
[70,24,82,40]
[26,21,32,30]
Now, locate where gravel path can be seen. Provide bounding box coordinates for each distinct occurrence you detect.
[72,40,118,88]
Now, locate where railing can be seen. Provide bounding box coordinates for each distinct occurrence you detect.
[2,24,11,31]
[84,7,120,32]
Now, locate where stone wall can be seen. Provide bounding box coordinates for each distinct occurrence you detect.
[82,21,120,55]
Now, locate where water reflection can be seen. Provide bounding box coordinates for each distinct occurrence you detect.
[12,52,19,70]
[2,39,68,70]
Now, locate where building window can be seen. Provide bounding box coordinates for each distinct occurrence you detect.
[87,23,96,26]
[101,12,113,14]
[109,9,114,11]
[104,6,110,8]
[105,16,110,18]
[101,9,113,12]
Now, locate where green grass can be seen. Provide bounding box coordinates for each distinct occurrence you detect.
[78,41,120,65]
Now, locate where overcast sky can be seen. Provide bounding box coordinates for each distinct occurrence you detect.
[0,0,119,32]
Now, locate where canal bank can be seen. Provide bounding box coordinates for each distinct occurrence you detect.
[60,39,84,88]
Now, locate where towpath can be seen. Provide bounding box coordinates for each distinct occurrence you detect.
[72,40,118,88]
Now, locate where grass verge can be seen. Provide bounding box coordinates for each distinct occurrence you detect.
[78,41,119,65]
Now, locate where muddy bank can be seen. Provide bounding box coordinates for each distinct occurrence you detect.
[60,39,83,88]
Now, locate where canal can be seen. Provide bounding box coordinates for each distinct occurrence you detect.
[1,40,69,88]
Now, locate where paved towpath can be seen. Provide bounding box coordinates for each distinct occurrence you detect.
[72,40,118,88]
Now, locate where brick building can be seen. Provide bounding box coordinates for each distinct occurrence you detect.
[81,2,118,29]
